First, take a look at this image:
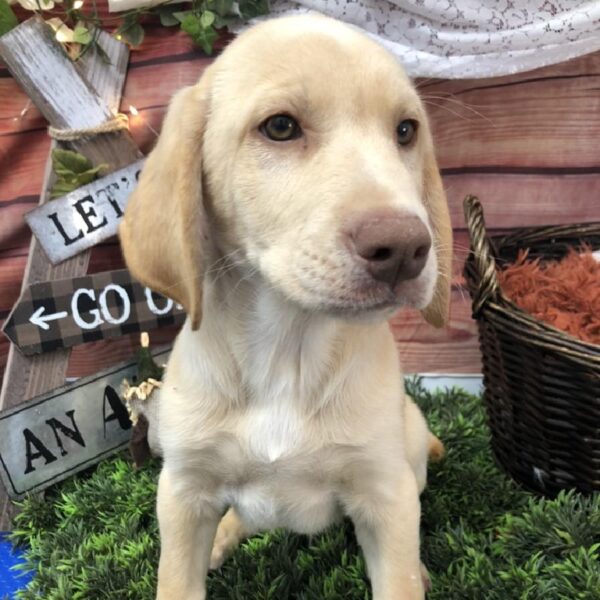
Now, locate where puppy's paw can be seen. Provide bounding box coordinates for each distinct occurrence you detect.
[209,508,247,570]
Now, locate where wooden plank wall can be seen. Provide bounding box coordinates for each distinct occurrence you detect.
[1,15,599,383]
[392,53,600,372]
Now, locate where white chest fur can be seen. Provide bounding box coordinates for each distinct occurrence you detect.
[224,398,341,533]
[162,286,397,535]
[239,403,304,463]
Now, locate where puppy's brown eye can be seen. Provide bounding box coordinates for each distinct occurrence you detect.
[397,119,418,146]
[261,114,301,141]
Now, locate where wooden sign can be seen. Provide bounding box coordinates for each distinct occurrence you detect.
[25,160,145,264]
[0,17,140,529]
[2,270,185,355]
[0,348,170,499]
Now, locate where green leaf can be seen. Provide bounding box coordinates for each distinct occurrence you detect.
[172,9,192,23]
[180,13,218,54]
[73,25,92,45]
[118,21,144,47]
[50,166,105,198]
[50,180,78,199]
[156,3,184,27]
[158,11,179,27]
[200,10,215,29]
[52,149,93,177]
[179,13,200,33]
[554,528,575,545]
[0,0,18,37]
[213,13,237,28]
[75,166,105,185]
[238,0,269,20]
[50,149,106,198]
[208,0,234,17]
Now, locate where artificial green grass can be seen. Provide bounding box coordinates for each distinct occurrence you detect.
[9,381,600,599]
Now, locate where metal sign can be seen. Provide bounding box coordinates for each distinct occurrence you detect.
[2,269,185,355]
[0,348,170,499]
[25,160,145,264]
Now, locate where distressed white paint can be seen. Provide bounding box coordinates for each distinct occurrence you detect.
[0,349,170,499]
[25,160,144,264]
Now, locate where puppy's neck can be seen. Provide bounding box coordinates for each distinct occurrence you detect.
[181,264,389,410]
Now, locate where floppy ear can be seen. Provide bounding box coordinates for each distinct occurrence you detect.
[419,130,453,328]
[120,68,213,330]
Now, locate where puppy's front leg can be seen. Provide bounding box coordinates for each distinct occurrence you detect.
[156,468,220,600]
[349,467,424,600]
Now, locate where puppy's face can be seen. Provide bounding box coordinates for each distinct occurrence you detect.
[204,18,440,316]
[120,15,452,328]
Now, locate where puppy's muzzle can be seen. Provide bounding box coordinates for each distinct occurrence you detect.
[344,209,432,289]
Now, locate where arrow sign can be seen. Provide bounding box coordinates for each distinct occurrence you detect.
[24,160,145,265]
[30,307,69,330]
[2,269,185,355]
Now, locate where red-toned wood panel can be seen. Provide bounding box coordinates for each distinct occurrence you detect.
[66,324,180,377]
[420,52,600,170]
[391,288,479,374]
[444,172,600,229]
[1,13,599,381]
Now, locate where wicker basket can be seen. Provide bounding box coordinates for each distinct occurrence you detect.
[463,195,600,495]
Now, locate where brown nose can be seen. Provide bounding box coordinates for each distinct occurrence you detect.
[345,210,432,287]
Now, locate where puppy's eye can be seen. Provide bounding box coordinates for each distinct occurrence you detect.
[260,114,301,141]
[397,119,418,146]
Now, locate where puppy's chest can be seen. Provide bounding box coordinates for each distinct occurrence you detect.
[238,402,306,463]
[221,405,342,534]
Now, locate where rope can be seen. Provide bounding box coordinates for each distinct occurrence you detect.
[48,113,129,141]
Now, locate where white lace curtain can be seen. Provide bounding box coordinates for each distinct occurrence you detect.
[256,0,600,78]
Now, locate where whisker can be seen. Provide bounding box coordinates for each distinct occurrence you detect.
[423,94,495,126]
[422,100,481,123]
[414,77,442,90]
[422,92,488,110]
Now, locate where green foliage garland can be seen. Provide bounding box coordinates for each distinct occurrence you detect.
[0,0,269,57]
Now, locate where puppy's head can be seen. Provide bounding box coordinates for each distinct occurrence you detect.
[120,15,452,329]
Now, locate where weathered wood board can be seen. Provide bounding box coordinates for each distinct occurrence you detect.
[0,16,140,168]
[0,348,170,499]
[0,18,137,528]
[25,160,144,264]
[0,21,137,411]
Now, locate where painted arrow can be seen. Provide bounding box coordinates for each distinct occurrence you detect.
[2,269,185,355]
[29,307,68,331]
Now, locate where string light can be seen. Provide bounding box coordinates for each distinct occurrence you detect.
[13,100,32,122]
[124,102,159,137]
[55,27,71,42]
[73,0,84,8]
[19,102,31,118]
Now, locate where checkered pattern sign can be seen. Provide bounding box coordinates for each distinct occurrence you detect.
[2,269,185,355]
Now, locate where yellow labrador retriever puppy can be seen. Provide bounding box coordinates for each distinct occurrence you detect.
[120,13,451,600]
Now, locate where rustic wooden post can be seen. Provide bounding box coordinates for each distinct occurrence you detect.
[0,17,141,528]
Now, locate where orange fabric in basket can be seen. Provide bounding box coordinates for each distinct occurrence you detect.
[497,247,600,345]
